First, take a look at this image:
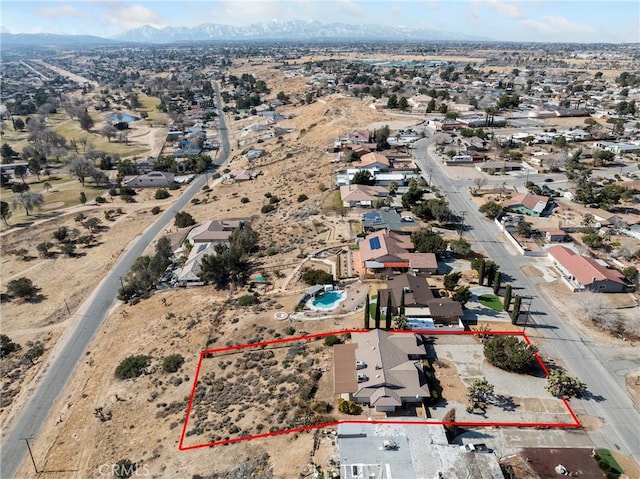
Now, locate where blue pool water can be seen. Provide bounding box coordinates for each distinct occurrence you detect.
[311,291,345,309]
[107,113,140,123]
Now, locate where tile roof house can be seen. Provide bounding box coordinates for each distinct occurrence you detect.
[503,192,551,217]
[358,152,391,169]
[378,273,463,325]
[333,329,430,412]
[547,245,634,293]
[340,184,389,208]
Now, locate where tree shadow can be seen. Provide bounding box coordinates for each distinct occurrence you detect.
[580,390,606,402]
[491,394,519,411]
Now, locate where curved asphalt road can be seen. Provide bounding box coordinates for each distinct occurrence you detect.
[1,83,230,478]
[413,135,640,463]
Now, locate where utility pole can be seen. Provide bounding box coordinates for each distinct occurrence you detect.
[458,211,467,238]
[119,276,124,289]
[21,438,38,473]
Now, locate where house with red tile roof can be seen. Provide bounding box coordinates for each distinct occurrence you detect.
[547,245,634,293]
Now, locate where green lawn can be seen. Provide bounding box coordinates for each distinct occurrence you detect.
[478,293,503,311]
[595,449,624,477]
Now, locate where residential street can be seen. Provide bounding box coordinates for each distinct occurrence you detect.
[413,135,640,463]
[0,84,231,478]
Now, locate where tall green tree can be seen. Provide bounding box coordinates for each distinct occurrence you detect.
[374,293,381,329]
[492,270,502,295]
[443,272,462,291]
[503,284,512,312]
[399,289,405,316]
[478,260,486,285]
[385,293,392,330]
[364,294,370,329]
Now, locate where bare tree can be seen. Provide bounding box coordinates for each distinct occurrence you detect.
[101,124,118,142]
[69,156,97,186]
[11,192,44,216]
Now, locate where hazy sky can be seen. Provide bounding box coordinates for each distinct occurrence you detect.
[1,0,639,43]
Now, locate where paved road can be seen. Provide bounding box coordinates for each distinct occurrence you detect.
[413,135,640,463]
[0,83,230,478]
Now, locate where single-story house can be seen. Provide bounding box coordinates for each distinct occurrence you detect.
[378,273,462,324]
[340,184,389,208]
[333,329,430,412]
[123,171,174,188]
[228,169,258,182]
[189,219,247,245]
[547,245,634,293]
[356,230,414,274]
[503,193,551,217]
[358,152,390,169]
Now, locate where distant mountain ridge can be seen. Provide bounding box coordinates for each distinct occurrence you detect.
[113,19,490,43]
[0,20,491,47]
[0,32,114,46]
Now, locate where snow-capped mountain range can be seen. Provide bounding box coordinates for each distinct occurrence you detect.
[112,19,489,43]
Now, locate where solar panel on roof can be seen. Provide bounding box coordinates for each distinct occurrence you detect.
[369,237,381,250]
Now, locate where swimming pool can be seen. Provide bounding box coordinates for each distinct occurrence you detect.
[309,290,346,310]
[107,113,140,123]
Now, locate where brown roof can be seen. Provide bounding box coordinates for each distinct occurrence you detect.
[333,343,357,394]
[381,274,436,309]
[426,298,463,318]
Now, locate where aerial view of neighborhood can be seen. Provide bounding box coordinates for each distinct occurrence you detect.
[1,1,639,478]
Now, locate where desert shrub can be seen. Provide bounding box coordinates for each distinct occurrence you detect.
[24,342,45,363]
[301,268,333,285]
[95,196,106,204]
[174,211,196,228]
[120,187,136,196]
[151,206,161,215]
[297,194,308,203]
[310,401,331,413]
[237,294,259,306]
[240,197,250,203]
[154,188,170,200]
[0,334,21,357]
[324,335,341,346]
[115,355,151,379]
[484,335,538,373]
[162,354,185,373]
[121,194,136,203]
[337,398,362,415]
[261,204,276,214]
[6,277,38,300]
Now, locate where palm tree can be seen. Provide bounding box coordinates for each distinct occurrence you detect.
[11,192,44,216]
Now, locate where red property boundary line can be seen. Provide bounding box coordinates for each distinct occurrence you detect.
[178,329,581,451]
